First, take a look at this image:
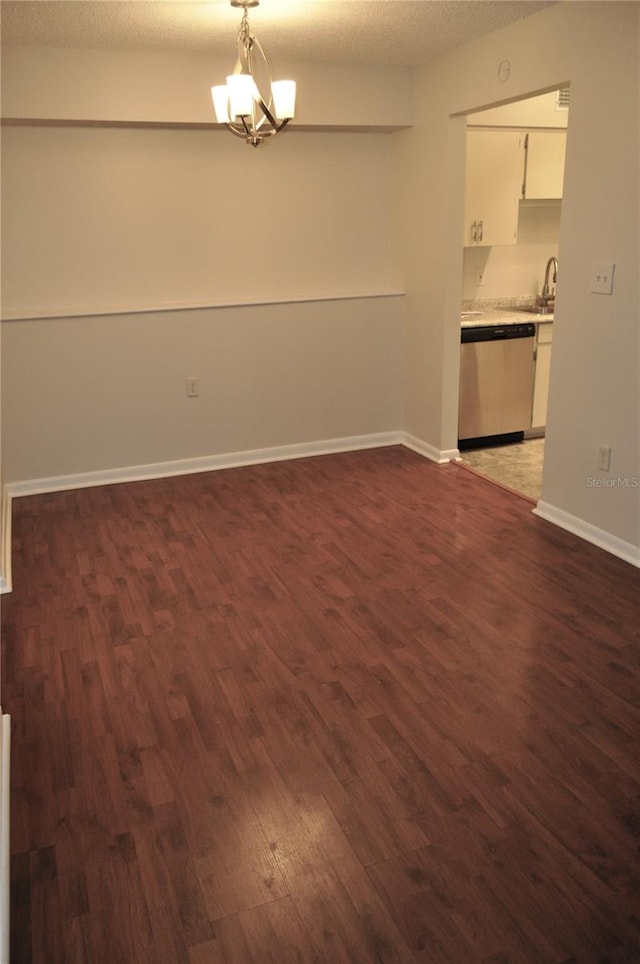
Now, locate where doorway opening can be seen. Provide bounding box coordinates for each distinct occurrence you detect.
[457,87,569,502]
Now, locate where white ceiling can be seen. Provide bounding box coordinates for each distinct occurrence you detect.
[0,0,555,67]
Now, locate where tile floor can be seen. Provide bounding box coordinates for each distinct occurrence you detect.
[458,437,545,501]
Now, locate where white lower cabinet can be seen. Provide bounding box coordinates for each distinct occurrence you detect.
[532,322,553,430]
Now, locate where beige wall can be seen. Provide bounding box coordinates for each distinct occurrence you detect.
[0,46,414,130]
[1,53,408,487]
[468,89,569,129]
[2,298,403,483]
[393,1,639,555]
[1,126,397,317]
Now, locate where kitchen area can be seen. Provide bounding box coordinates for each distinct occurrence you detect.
[458,89,567,500]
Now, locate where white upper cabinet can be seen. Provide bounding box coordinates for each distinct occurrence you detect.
[464,130,523,247]
[522,130,567,199]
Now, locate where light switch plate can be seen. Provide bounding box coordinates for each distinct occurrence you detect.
[590,262,615,295]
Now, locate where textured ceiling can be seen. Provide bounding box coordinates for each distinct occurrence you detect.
[0,0,555,67]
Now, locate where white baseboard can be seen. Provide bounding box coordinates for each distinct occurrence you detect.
[7,431,406,499]
[402,433,460,464]
[0,487,12,595]
[534,501,640,569]
[0,711,10,964]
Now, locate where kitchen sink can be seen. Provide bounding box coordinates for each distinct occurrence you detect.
[518,305,554,315]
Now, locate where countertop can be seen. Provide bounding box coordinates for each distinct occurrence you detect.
[461,307,554,328]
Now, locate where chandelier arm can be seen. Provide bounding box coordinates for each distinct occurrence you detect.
[258,102,290,134]
[226,124,251,139]
[257,97,278,129]
[250,35,274,113]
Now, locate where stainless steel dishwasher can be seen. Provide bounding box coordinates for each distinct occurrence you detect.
[458,323,535,448]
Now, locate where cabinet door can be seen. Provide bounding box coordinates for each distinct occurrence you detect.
[523,130,567,199]
[532,323,553,428]
[464,130,523,246]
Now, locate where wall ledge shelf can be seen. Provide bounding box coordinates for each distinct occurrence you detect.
[1,290,405,323]
[1,117,410,134]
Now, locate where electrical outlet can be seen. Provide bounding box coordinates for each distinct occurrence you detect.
[597,445,611,472]
[476,268,485,287]
[186,377,199,398]
[590,263,615,295]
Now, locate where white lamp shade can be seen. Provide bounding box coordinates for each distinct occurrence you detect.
[271,80,296,120]
[227,74,255,119]
[211,86,230,124]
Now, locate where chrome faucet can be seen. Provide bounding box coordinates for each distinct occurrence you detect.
[541,256,558,303]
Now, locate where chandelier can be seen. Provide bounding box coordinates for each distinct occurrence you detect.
[211,0,296,148]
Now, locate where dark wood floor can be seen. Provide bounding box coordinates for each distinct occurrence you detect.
[2,446,639,963]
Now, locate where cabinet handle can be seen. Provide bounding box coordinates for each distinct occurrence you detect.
[471,221,477,244]
[478,219,483,242]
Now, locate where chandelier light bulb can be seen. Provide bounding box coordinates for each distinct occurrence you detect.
[227,73,255,119]
[211,85,230,124]
[271,80,296,120]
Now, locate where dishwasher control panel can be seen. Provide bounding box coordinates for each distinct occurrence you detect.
[461,323,536,343]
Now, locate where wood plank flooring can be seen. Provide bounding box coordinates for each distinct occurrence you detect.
[2,446,639,963]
